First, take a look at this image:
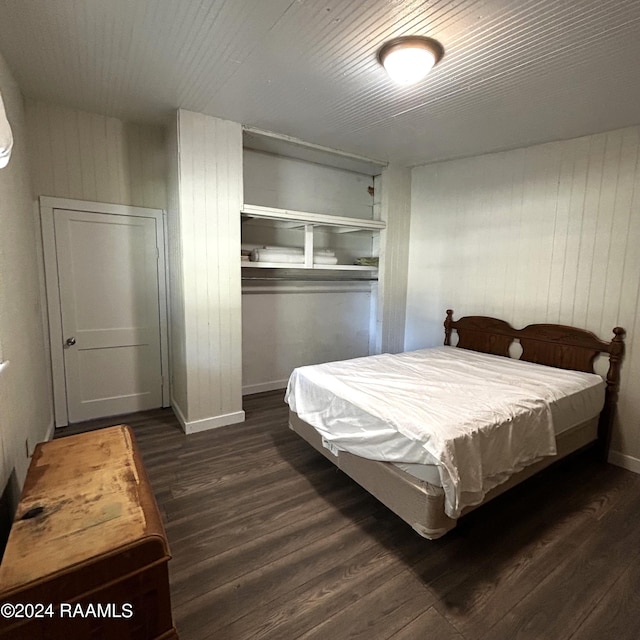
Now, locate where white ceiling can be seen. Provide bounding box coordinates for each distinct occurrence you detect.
[1,0,639,166]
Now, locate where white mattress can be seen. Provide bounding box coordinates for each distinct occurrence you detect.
[285,347,605,518]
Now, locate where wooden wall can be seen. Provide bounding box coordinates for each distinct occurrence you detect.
[172,110,244,432]
[25,100,166,209]
[244,149,374,218]
[165,114,187,415]
[406,125,640,469]
[0,54,53,499]
[376,164,411,354]
[242,283,373,394]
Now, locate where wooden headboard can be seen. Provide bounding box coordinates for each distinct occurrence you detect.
[443,309,626,455]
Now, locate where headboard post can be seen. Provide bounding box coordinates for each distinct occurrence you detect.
[444,309,454,346]
[599,326,626,455]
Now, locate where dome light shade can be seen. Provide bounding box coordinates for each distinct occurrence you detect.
[378,36,444,86]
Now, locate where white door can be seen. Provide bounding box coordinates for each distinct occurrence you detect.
[53,208,163,422]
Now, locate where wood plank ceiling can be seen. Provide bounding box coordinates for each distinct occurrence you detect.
[0,0,639,165]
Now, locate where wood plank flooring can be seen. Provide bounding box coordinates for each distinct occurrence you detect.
[55,391,640,640]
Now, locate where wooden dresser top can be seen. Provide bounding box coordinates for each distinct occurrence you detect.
[0,425,168,592]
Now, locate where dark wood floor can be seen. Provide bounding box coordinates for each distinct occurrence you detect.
[56,391,640,640]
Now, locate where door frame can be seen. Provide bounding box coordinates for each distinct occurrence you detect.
[40,196,170,427]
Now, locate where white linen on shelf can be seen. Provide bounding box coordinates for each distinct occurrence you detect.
[241,243,262,253]
[250,248,338,264]
[261,245,304,254]
[250,250,302,263]
[259,246,335,256]
[312,255,339,265]
[285,346,605,518]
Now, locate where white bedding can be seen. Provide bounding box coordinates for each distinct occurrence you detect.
[285,346,605,518]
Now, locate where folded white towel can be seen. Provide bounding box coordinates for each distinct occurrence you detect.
[250,249,339,265]
[0,92,13,169]
[313,255,339,265]
[251,250,304,263]
[255,245,336,256]
[241,243,262,253]
[261,245,304,254]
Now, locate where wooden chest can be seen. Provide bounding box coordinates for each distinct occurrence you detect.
[0,425,178,639]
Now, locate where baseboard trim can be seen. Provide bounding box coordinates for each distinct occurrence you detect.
[171,399,188,432]
[608,450,640,474]
[171,400,245,434]
[242,380,288,396]
[45,419,55,442]
[183,411,246,434]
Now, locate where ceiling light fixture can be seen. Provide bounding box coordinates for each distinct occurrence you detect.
[377,36,444,86]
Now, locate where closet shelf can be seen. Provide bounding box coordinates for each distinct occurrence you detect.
[241,204,381,274]
[241,262,378,271]
[241,204,386,232]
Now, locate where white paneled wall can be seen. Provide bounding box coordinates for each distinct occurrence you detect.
[172,110,244,432]
[0,53,53,498]
[377,164,411,354]
[165,115,186,414]
[26,100,166,209]
[406,125,640,468]
[242,284,373,394]
[244,149,373,218]
[241,277,376,394]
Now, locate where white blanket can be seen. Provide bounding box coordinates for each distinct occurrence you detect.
[250,249,338,265]
[285,347,604,518]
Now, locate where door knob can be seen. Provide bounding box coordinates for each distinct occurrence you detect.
[65,337,76,346]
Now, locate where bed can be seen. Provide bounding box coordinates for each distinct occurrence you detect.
[285,310,626,539]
